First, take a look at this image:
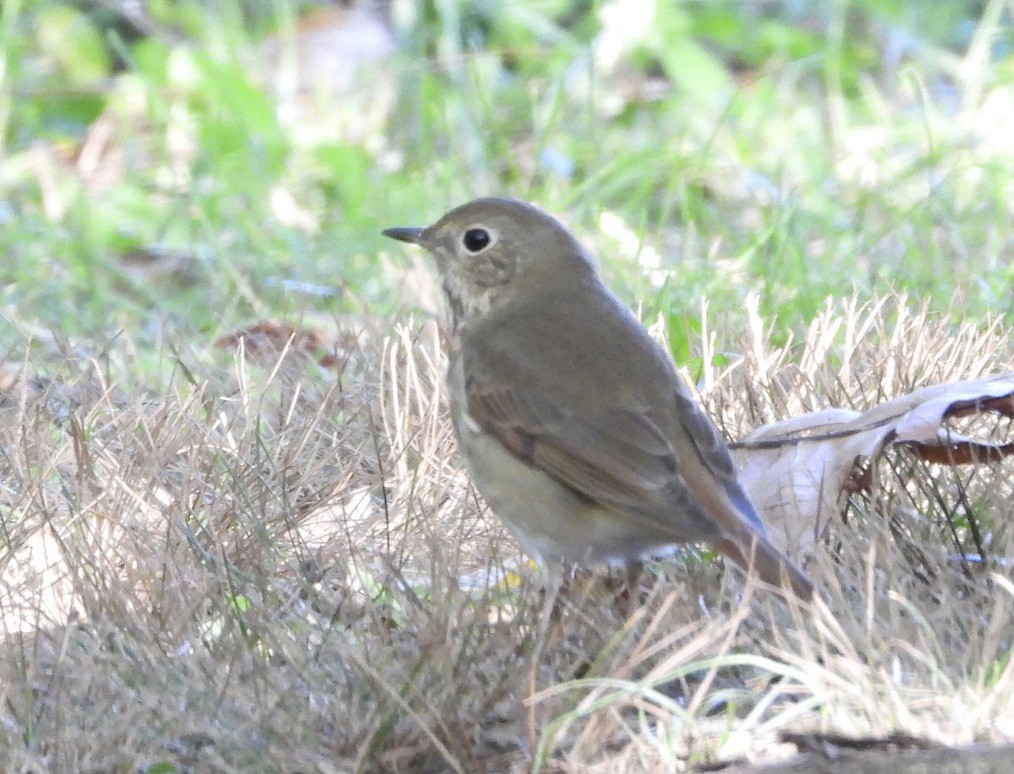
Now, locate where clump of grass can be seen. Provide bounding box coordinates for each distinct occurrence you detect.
[1,298,1011,771]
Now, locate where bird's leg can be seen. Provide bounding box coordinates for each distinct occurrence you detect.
[526,565,564,751]
[619,559,644,617]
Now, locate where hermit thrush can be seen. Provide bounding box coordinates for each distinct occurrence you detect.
[383,198,813,600]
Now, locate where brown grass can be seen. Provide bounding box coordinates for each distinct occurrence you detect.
[1,299,1012,773]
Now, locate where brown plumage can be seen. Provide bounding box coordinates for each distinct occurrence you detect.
[384,197,813,601]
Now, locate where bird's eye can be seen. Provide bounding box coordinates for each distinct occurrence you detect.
[462,227,491,253]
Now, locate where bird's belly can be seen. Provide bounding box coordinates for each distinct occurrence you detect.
[454,414,675,565]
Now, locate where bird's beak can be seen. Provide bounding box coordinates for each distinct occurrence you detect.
[382,226,427,245]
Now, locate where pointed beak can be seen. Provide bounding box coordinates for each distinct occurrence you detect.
[382,226,427,245]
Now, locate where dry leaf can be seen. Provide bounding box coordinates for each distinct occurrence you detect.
[119,246,201,288]
[731,374,1014,563]
[215,322,339,367]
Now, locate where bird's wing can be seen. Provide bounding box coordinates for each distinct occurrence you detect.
[465,377,721,541]
[669,386,767,532]
[465,375,814,599]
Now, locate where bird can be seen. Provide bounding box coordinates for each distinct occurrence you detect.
[383,197,813,602]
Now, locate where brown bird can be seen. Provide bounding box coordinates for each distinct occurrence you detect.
[383,197,813,601]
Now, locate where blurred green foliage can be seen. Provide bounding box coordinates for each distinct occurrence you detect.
[1,0,1011,359]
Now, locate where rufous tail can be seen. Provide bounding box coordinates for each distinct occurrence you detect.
[716,532,814,601]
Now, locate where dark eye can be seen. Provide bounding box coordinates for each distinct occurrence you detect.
[462,228,491,253]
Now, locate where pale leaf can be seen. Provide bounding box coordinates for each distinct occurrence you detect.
[732,374,1014,563]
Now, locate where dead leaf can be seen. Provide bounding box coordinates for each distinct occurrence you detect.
[731,374,1014,563]
[215,322,338,367]
[214,318,379,370]
[119,246,201,288]
[0,362,49,411]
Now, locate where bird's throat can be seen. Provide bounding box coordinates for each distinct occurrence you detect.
[441,274,495,330]
[441,278,466,329]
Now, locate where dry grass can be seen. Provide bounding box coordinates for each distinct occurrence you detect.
[1,299,1012,773]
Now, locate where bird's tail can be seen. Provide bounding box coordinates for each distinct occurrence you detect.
[716,531,814,601]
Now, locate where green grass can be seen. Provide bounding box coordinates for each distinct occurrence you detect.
[2,0,1012,358]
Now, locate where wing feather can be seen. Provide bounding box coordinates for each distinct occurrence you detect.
[466,380,719,540]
